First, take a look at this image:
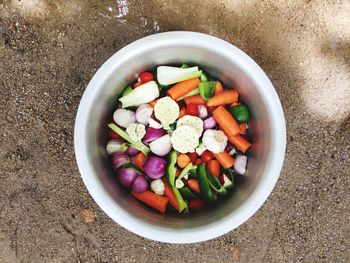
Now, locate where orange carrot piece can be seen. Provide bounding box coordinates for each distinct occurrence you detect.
[214,81,224,95]
[133,152,146,170]
[161,178,179,211]
[177,153,190,168]
[239,123,248,134]
[167,78,200,100]
[208,160,220,178]
[228,135,252,153]
[187,179,200,194]
[184,95,206,105]
[214,151,235,169]
[213,106,241,137]
[133,81,142,88]
[131,191,169,213]
[149,99,158,108]
[179,107,187,118]
[230,102,240,107]
[207,89,238,107]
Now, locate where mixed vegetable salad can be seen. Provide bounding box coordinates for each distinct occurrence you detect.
[106,64,252,214]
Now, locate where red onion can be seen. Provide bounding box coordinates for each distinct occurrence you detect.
[197,104,208,119]
[143,127,166,143]
[131,175,148,193]
[126,146,140,156]
[143,156,166,179]
[149,134,172,156]
[112,153,130,169]
[117,167,138,188]
[203,117,217,130]
[234,155,247,175]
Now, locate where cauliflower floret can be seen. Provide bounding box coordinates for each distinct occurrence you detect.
[126,123,146,142]
[195,144,207,156]
[177,115,203,137]
[150,179,165,195]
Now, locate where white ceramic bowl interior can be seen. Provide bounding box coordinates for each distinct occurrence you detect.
[74,32,286,243]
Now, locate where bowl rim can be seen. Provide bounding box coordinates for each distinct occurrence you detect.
[74,31,286,243]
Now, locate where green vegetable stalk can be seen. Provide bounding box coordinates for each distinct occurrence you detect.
[166,150,178,187]
[177,163,195,180]
[108,123,150,155]
[199,81,216,100]
[200,72,208,82]
[197,163,216,204]
[122,86,133,97]
[171,186,189,213]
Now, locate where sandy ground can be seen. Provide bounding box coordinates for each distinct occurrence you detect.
[0,0,349,262]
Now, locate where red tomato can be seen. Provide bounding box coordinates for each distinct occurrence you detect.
[207,106,216,113]
[201,151,213,163]
[189,199,204,210]
[139,71,154,83]
[188,152,198,163]
[186,103,199,116]
[194,158,203,165]
[108,129,120,139]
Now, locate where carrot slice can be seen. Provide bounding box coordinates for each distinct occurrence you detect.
[207,89,238,107]
[228,135,252,153]
[179,107,187,118]
[214,81,224,95]
[239,123,247,134]
[213,106,241,137]
[214,151,235,169]
[167,78,200,100]
[208,159,220,178]
[149,99,158,108]
[131,191,169,213]
[184,95,205,105]
[161,178,179,211]
[133,152,146,171]
[177,153,190,168]
[187,179,200,194]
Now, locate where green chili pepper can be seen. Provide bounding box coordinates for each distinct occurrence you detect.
[178,163,194,180]
[199,81,216,100]
[197,163,216,204]
[207,171,228,196]
[229,104,250,124]
[200,72,208,82]
[179,187,197,200]
[166,150,178,187]
[171,186,189,213]
[188,165,197,178]
[122,86,133,97]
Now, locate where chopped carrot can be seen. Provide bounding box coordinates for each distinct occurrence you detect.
[179,107,187,118]
[133,81,142,88]
[184,95,206,105]
[189,199,204,210]
[228,135,252,153]
[213,106,241,137]
[133,152,146,171]
[131,191,169,213]
[149,99,158,108]
[214,151,235,169]
[187,179,200,194]
[214,81,224,95]
[239,123,248,134]
[207,89,238,107]
[208,160,220,178]
[161,178,179,211]
[177,153,190,168]
[167,78,200,100]
[230,102,240,107]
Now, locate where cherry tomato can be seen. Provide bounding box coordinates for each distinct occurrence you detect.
[186,103,199,116]
[207,106,216,113]
[139,71,154,83]
[189,199,204,210]
[188,152,198,163]
[201,151,213,163]
[194,158,203,165]
[133,81,142,88]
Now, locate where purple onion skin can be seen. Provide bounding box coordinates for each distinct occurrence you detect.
[117,167,138,188]
[143,156,166,179]
[203,117,217,130]
[126,146,140,156]
[143,127,166,143]
[112,153,130,169]
[132,175,148,193]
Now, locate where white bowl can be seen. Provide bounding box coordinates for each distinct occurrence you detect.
[74,31,286,243]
